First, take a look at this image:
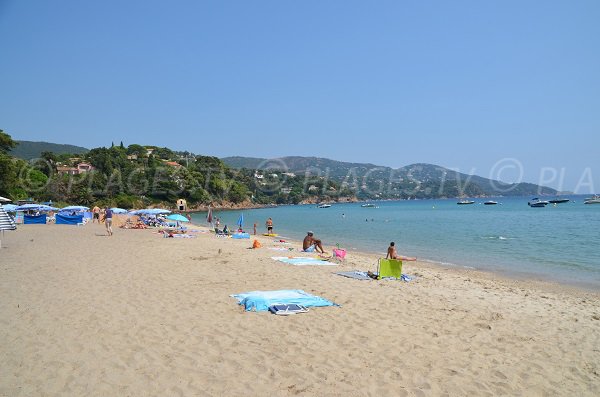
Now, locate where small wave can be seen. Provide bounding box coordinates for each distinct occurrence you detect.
[480,235,514,241]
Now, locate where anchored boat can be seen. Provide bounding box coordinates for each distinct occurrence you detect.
[528,198,549,208]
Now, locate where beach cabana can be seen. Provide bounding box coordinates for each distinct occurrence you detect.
[56,214,84,225]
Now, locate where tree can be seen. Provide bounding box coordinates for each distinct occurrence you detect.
[0,129,17,154]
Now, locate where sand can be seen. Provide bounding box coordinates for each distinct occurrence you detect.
[1,223,599,396]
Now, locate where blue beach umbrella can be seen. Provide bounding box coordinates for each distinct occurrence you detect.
[1,204,18,212]
[167,214,189,222]
[15,203,42,211]
[61,205,90,211]
[37,205,59,211]
[237,213,244,228]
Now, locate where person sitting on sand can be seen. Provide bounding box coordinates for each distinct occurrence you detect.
[222,225,229,235]
[303,231,326,254]
[386,242,416,261]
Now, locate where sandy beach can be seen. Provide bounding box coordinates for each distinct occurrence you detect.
[1,223,599,396]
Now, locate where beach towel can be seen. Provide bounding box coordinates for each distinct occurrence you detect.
[335,271,414,282]
[271,256,338,266]
[231,290,338,312]
[267,247,293,252]
[335,271,372,280]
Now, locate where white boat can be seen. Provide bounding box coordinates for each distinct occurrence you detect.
[584,195,600,204]
[457,200,475,205]
[361,203,378,208]
[317,204,332,208]
[484,201,498,205]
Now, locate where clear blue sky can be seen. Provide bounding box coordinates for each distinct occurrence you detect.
[1,0,598,193]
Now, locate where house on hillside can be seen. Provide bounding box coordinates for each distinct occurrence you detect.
[77,162,94,173]
[56,162,94,176]
[57,166,78,175]
[165,161,182,168]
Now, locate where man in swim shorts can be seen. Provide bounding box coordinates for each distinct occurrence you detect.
[92,206,100,223]
[265,217,273,234]
[303,231,325,254]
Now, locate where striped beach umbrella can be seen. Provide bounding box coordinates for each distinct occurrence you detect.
[0,205,17,249]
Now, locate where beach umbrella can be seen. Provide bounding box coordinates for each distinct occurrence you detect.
[37,205,59,211]
[0,196,11,202]
[237,213,244,228]
[147,208,171,215]
[110,208,128,214]
[15,203,42,211]
[0,206,17,248]
[167,214,189,222]
[61,205,90,211]
[2,204,18,212]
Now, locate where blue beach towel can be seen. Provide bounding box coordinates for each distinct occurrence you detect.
[231,289,338,312]
[271,256,338,266]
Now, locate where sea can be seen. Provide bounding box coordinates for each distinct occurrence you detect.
[192,195,600,289]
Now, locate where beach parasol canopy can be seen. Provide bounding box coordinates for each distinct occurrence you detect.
[61,205,90,211]
[37,205,59,211]
[237,213,244,228]
[15,203,42,211]
[0,196,11,202]
[1,204,18,212]
[110,208,128,214]
[167,214,189,222]
[0,206,17,248]
[130,208,171,215]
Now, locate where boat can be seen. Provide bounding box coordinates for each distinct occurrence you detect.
[528,198,549,207]
[361,203,378,208]
[457,200,475,205]
[483,201,498,205]
[584,195,600,204]
[548,198,570,204]
[317,204,332,208]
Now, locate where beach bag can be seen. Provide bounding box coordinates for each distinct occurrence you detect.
[333,249,347,260]
[252,239,262,248]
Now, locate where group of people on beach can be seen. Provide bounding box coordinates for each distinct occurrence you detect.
[91,206,113,236]
[93,207,416,259]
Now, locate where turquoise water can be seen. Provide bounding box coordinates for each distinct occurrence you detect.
[192,195,600,289]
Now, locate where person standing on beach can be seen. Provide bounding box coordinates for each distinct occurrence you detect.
[92,206,100,223]
[386,242,416,261]
[253,222,257,235]
[102,207,113,236]
[265,217,273,234]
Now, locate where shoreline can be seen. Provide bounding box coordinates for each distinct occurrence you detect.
[230,223,600,295]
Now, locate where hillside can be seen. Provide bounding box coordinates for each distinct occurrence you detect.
[221,156,557,198]
[10,140,89,160]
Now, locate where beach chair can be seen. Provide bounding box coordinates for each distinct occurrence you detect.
[377,259,402,279]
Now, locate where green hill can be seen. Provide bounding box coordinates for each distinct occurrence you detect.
[221,156,557,198]
[10,140,89,160]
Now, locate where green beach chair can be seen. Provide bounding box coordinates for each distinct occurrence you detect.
[377,259,402,279]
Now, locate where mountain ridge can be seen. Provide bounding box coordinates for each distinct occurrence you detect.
[11,140,89,160]
[222,156,557,198]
